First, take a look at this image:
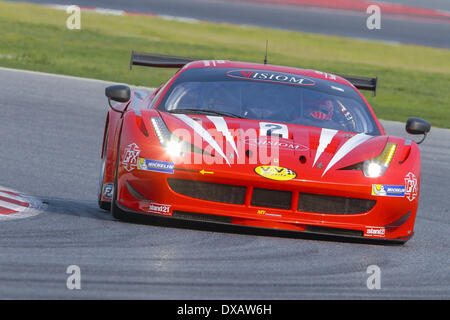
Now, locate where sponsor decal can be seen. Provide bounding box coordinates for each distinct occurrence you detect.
[102,183,114,199]
[404,172,418,201]
[142,202,172,216]
[203,60,225,67]
[266,213,282,217]
[371,184,405,197]
[314,71,337,80]
[122,143,141,172]
[245,137,308,151]
[138,158,175,174]
[226,69,316,86]
[364,227,386,238]
[256,209,282,217]
[254,165,297,181]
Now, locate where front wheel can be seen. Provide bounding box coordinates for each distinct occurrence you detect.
[98,127,111,211]
[110,145,133,222]
[111,178,129,221]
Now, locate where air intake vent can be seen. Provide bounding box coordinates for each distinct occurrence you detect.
[173,211,232,224]
[306,225,364,237]
[168,179,246,204]
[299,193,376,214]
[251,188,292,210]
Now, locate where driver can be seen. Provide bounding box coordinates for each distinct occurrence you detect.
[304,98,334,121]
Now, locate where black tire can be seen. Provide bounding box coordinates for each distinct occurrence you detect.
[111,173,130,221]
[110,138,133,222]
[98,126,111,211]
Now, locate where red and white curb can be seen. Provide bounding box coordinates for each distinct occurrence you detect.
[244,0,450,24]
[46,4,200,24]
[0,188,44,220]
[45,1,450,24]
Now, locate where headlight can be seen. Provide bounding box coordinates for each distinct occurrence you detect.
[151,117,185,157]
[150,117,209,158]
[363,143,397,178]
[165,140,184,158]
[151,117,171,146]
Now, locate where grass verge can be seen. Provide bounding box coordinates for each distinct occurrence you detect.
[0,1,449,127]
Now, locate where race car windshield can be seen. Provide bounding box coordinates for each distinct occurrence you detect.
[158,67,380,135]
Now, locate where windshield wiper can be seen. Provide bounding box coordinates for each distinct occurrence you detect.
[167,108,244,119]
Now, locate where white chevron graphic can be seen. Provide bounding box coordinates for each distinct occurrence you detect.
[322,133,372,176]
[172,114,230,165]
[207,116,239,159]
[313,128,338,167]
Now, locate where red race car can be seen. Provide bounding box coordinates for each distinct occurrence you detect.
[98,52,430,244]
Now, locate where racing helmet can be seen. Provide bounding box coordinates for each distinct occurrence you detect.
[304,98,334,121]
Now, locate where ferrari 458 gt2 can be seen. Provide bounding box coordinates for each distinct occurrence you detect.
[98,52,430,244]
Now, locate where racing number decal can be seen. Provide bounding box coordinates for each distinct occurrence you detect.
[259,122,289,139]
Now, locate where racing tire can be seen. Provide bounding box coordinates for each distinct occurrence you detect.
[111,180,130,221]
[98,126,111,211]
[110,138,133,222]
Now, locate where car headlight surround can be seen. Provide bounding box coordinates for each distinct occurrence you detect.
[151,117,186,157]
[150,117,211,158]
[362,142,397,178]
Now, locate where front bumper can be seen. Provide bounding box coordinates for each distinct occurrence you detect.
[115,200,412,245]
[114,167,417,243]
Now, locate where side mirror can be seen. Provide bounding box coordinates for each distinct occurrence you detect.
[406,117,431,144]
[105,85,130,113]
[105,85,131,103]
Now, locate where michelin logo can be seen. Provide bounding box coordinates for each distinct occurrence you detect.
[138,158,175,174]
[372,184,405,197]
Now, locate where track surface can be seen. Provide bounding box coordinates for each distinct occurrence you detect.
[0,67,449,299]
[7,0,450,48]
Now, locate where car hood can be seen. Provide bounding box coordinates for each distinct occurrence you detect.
[158,112,387,176]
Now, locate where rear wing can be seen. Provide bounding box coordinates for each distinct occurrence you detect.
[337,75,378,96]
[129,51,378,95]
[129,51,196,70]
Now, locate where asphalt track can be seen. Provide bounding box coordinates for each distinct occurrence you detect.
[7,0,450,48]
[0,67,449,299]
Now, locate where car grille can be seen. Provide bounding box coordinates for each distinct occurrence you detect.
[168,179,375,214]
[167,179,246,204]
[298,193,376,214]
[251,188,292,210]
